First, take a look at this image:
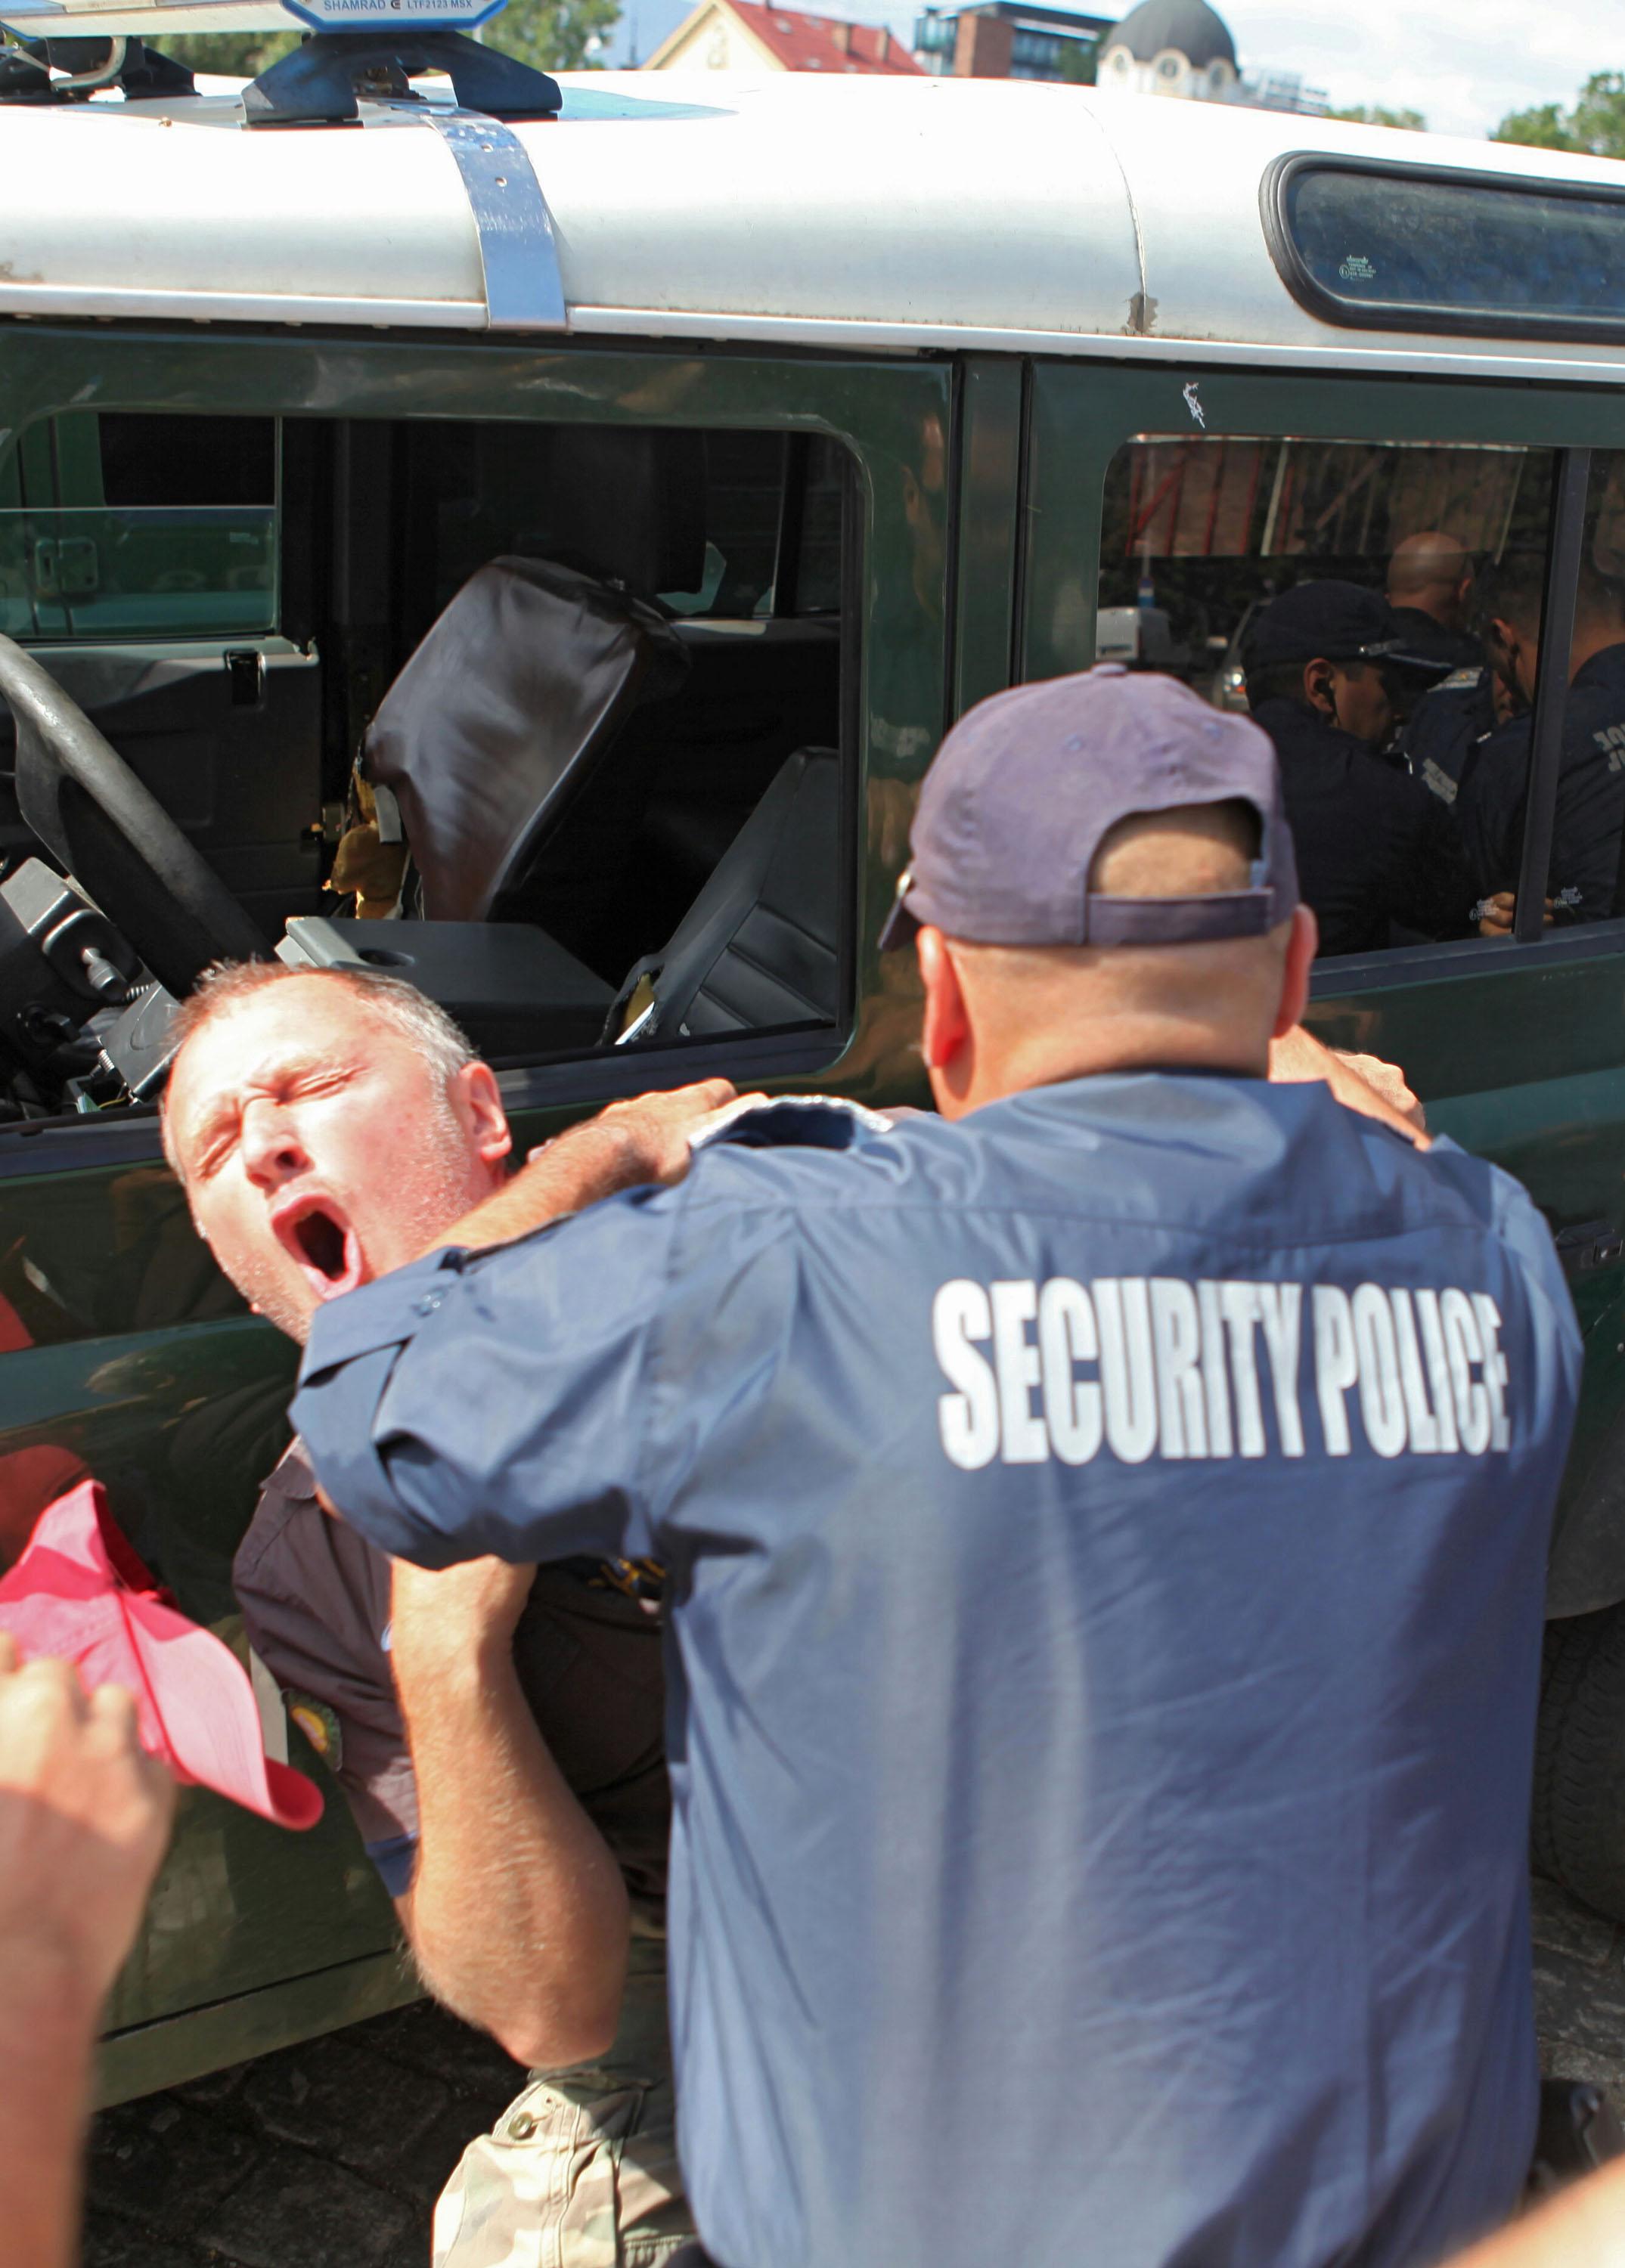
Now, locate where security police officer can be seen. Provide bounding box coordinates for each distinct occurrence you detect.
[1244,581,1471,954]
[1457,553,1625,928]
[1387,531,1483,673]
[293,668,1580,2268]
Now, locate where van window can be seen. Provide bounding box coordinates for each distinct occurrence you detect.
[1099,434,1557,959]
[1460,448,1625,930]
[286,415,855,1071]
[0,411,278,643]
[1269,158,1625,342]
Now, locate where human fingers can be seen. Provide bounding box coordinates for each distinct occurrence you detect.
[1335,1053,1424,1129]
[603,1080,742,1185]
[0,1630,18,1677]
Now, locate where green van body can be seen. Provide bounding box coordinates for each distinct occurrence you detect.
[3,80,1625,2100]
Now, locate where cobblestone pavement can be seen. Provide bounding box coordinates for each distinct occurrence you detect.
[84,1876,1625,2265]
[85,1999,527,2268]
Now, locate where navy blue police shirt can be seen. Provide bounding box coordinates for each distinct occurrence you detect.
[1457,642,1625,922]
[1403,667,1496,807]
[294,1078,1581,2268]
[1249,698,1471,953]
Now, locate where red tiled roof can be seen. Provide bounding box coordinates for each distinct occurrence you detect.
[726,0,925,73]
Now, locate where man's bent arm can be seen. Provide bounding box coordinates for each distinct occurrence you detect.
[387,1557,629,2068]
[417,1080,742,1262]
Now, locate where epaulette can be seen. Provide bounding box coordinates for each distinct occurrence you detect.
[690,1095,897,1154]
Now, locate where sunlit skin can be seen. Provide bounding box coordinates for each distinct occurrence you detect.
[914,806,1317,1123]
[163,980,511,1343]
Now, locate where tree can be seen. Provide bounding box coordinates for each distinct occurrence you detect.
[153,0,619,83]
[1326,104,1426,132]
[1057,35,1099,86]
[157,29,299,76]
[1495,70,1625,158]
[485,0,620,73]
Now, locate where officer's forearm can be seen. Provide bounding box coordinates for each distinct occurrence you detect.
[414,1117,651,1262]
[391,1622,629,2068]
[413,1079,740,1261]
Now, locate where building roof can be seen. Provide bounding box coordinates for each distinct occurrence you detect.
[1102,0,1236,67]
[711,0,923,73]
[5,74,1625,390]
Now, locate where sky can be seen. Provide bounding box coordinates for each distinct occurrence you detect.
[608,0,1616,143]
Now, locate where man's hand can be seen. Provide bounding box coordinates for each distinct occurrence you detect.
[0,1635,175,2013]
[1269,1026,1428,1144]
[531,1079,758,1189]
[421,1080,748,1263]
[1477,890,1554,939]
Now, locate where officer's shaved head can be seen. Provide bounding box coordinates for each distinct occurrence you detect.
[1389,531,1474,625]
[918,802,1313,1121]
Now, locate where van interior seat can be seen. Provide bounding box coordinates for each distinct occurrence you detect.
[612,745,842,1046]
[361,555,690,923]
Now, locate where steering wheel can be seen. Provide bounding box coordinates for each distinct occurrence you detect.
[0,634,268,1000]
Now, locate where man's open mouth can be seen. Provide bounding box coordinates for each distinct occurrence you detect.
[271,1194,366,1304]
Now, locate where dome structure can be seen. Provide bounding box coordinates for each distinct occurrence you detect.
[1096,0,1240,103]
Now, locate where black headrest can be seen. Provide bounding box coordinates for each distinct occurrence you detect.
[364,556,688,924]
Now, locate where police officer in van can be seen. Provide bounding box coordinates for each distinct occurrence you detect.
[292,666,1580,2268]
[1457,553,1625,932]
[1388,532,1502,804]
[1243,581,1472,954]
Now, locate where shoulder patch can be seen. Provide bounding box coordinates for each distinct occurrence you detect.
[287,1693,344,1770]
[1439,667,1483,692]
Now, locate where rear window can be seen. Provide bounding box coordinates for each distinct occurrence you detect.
[1264,156,1625,342]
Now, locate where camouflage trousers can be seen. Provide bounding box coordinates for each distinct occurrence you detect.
[433,1910,692,2268]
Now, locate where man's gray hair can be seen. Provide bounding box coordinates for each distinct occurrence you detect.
[160,961,478,1174]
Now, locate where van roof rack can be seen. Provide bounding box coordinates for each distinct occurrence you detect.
[243,25,560,126]
[0,30,192,101]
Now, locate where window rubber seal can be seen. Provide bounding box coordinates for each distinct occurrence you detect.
[1260,150,1625,346]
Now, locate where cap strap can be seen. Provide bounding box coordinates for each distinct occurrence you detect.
[1083,890,1277,946]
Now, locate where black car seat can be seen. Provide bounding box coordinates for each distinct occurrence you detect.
[606,745,841,1046]
[361,555,689,924]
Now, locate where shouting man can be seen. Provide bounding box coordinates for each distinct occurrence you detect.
[161,962,733,2268]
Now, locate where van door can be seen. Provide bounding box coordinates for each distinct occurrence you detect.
[1022,360,1625,1622]
[0,327,950,2097]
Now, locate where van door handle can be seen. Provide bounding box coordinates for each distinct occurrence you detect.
[1553,1220,1625,1278]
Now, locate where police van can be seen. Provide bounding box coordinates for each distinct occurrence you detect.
[2,18,1625,2094]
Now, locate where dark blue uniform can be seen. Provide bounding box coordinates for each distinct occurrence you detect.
[296,1083,1580,2268]
[1456,643,1625,922]
[1403,667,1497,806]
[1250,698,1471,953]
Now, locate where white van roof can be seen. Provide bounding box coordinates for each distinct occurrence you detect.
[2,72,1623,384]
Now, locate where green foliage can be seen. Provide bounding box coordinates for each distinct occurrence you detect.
[1495,71,1625,158]
[157,29,299,77]
[485,0,621,73]
[1326,104,1426,132]
[1056,35,1099,86]
[151,0,619,85]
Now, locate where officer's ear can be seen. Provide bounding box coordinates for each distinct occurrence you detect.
[917,925,970,1077]
[1270,906,1318,1041]
[1301,658,1338,719]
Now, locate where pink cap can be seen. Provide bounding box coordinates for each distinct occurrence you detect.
[0,1482,322,1832]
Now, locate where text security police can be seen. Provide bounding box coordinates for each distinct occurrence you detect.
[933,1274,1510,1467]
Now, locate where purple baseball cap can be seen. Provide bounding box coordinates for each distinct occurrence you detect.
[878,665,1300,952]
